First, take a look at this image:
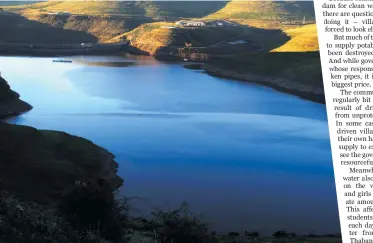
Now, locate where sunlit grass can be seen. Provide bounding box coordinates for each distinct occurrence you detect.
[271,24,319,52]
[206,0,315,27]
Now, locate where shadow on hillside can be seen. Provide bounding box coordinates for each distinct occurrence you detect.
[209,51,321,76]
[0,12,97,44]
[223,20,291,51]
[202,51,324,103]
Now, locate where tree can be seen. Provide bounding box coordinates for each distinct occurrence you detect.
[150,201,213,243]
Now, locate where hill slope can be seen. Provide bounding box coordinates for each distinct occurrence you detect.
[207,0,315,21]
[271,23,318,52]
[7,1,228,18]
[109,22,288,56]
[0,12,97,44]
[206,0,315,29]
[0,1,38,6]
[2,1,228,42]
[24,13,154,42]
[1,1,318,52]
[204,51,324,103]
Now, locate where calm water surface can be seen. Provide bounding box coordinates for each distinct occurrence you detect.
[0,55,340,235]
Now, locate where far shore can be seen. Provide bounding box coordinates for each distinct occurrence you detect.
[0,42,129,56]
[202,65,326,104]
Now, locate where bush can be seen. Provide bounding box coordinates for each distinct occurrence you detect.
[150,201,214,243]
[59,179,129,243]
[0,181,130,243]
[0,190,82,243]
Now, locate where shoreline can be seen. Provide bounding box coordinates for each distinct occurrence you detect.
[0,52,326,104]
[0,76,33,119]
[0,43,129,57]
[0,51,326,105]
[131,48,326,104]
[201,64,325,104]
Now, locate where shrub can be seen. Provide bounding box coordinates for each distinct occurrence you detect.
[59,179,129,243]
[150,201,213,243]
[0,190,82,243]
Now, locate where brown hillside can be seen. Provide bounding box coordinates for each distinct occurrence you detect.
[24,13,155,42]
[0,12,96,44]
[271,24,319,52]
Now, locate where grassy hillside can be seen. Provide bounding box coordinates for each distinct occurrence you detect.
[209,52,321,82]
[0,1,318,52]
[104,0,318,54]
[109,22,247,53]
[0,1,38,6]
[204,51,324,103]
[0,12,97,43]
[271,23,318,52]
[1,1,227,43]
[207,1,315,21]
[109,22,288,55]
[110,22,174,54]
[6,1,228,18]
[206,0,315,29]
[25,13,154,42]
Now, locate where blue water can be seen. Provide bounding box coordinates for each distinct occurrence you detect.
[0,55,340,235]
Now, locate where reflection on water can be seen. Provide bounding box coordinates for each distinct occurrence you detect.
[0,55,339,235]
[75,60,137,68]
[72,54,162,66]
